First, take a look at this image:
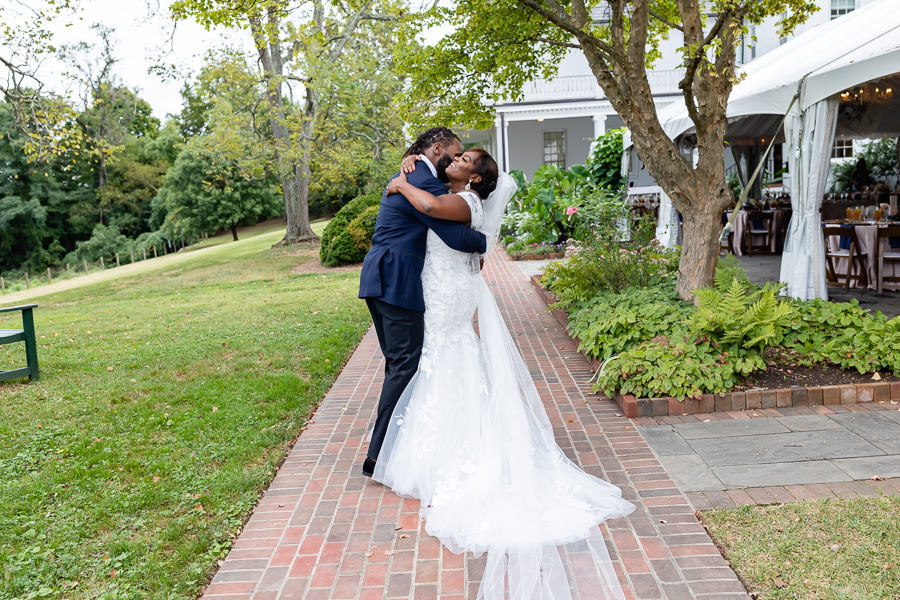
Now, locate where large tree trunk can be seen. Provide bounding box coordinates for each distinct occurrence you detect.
[231,224,239,242]
[568,1,739,301]
[677,199,725,298]
[275,86,319,246]
[250,9,318,247]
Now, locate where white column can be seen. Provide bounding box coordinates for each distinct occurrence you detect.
[493,117,503,165]
[592,114,607,140]
[502,116,510,173]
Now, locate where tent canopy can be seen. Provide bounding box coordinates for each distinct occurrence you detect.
[623,0,900,149]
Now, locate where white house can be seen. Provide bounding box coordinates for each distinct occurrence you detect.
[469,0,881,182]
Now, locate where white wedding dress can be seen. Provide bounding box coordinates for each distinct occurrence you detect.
[373,176,634,600]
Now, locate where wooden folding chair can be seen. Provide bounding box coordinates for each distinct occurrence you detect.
[876,226,900,296]
[746,211,774,256]
[823,226,868,291]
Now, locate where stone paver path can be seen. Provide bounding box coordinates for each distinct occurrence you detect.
[635,405,900,510]
[200,251,750,600]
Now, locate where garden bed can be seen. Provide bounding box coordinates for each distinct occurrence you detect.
[509,252,566,261]
[531,275,900,418]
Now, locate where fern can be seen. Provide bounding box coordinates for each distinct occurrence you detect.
[690,277,794,352]
[715,254,756,294]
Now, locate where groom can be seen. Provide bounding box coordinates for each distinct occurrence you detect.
[358,127,487,477]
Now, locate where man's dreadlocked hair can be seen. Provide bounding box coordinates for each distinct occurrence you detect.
[402,127,461,158]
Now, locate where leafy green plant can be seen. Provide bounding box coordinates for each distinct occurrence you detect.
[783,299,900,374]
[512,164,589,241]
[585,128,626,190]
[347,205,379,253]
[542,237,679,302]
[319,193,381,266]
[829,137,900,192]
[596,334,765,400]
[691,278,793,352]
[565,285,693,361]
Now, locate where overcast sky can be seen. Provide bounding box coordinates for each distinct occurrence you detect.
[39,0,252,121]
[33,0,448,123]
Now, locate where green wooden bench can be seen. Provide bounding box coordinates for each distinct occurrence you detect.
[0,304,39,382]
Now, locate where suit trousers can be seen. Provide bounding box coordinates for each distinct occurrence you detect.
[366,298,424,462]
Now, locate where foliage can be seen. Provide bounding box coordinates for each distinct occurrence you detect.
[703,496,900,599]
[397,0,819,299]
[829,137,900,192]
[599,331,764,401]
[691,279,793,352]
[542,238,679,303]
[319,193,382,267]
[727,172,743,201]
[348,205,380,254]
[157,141,282,242]
[170,0,407,242]
[0,1,86,161]
[543,251,900,398]
[506,240,572,257]
[782,299,900,374]
[62,223,132,265]
[511,165,589,241]
[564,284,693,362]
[585,128,626,190]
[0,230,370,599]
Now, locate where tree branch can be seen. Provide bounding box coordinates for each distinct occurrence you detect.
[494,35,580,49]
[649,9,684,32]
[679,8,728,129]
[515,0,619,61]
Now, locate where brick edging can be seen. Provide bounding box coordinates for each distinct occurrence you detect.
[530,275,900,419]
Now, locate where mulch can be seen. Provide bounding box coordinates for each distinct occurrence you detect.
[739,363,900,390]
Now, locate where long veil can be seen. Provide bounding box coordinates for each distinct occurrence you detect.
[472,172,630,600]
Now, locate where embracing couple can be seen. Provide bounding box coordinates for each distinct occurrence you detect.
[357,127,634,600]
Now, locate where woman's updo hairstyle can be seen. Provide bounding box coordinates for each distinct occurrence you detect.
[403,127,461,158]
[466,147,499,199]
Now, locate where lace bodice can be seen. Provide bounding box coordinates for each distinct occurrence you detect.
[420,192,484,350]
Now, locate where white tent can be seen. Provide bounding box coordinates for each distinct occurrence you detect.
[624,0,900,299]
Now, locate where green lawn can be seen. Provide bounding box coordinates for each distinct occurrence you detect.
[703,496,900,599]
[0,232,369,599]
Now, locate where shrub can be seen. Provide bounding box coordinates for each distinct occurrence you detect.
[585,127,626,190]
[319,193,381,267]
[507,240,572,257]
[542,237,679,304]
[348,205,380,253]
[62,224,131,265]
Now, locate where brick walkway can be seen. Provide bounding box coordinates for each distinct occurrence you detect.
[200,251,750,600]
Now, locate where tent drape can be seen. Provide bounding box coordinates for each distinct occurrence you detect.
[779,96,838,300]
[655,190,681,249]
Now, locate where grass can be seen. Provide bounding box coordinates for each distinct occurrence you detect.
[702,496,900,599]
[0,227,369,599]
[1,220,331,306]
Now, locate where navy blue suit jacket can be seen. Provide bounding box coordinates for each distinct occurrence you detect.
[358,162,487,311]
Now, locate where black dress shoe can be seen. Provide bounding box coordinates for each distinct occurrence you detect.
[362,458,377,477]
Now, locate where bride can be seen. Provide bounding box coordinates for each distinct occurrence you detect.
[374,148,634,600]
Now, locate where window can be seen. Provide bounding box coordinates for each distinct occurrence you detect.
[543,131,566,168]
[832,138,853,159]
[750,26,756,60]
[831,0,855,19]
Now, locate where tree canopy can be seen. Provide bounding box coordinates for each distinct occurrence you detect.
[398,0,818,298]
